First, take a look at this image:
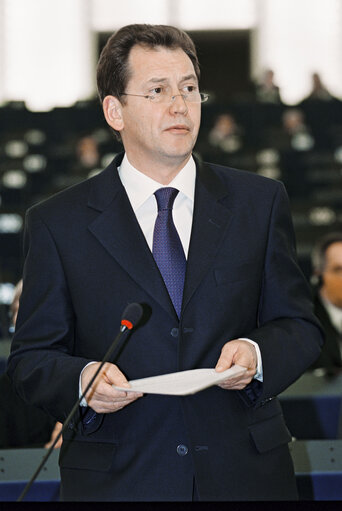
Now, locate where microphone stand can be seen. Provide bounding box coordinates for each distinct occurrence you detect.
[17,322,133,502]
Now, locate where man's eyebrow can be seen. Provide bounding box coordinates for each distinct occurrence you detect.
[180,74,198,83]
[145,77,168,85]
[145,74,198,85]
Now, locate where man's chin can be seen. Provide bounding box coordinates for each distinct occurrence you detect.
[159,140,196,162]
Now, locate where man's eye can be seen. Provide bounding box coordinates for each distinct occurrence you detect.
[151,87,164,95]
[183,85,197,93]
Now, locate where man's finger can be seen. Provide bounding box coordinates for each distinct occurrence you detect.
[215,347,234,372]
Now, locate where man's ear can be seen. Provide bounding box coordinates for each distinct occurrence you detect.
[102,95,124,132]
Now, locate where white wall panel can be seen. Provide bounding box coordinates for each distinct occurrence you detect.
[90,0,256,31]
[90,0,170,30]
[2,0,94,110]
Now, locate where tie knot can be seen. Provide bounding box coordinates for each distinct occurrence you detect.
[154,187,179,211]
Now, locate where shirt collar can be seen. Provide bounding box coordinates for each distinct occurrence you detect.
[118,153,196,212]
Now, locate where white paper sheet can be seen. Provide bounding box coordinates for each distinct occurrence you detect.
[113,365,247,396]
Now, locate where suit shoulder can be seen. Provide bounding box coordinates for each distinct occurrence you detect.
[28,177,91,217]
[207,161,281,186]
[205,161,285,195]
[27,164,113,220]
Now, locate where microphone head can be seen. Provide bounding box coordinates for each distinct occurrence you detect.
[121,303,143,330]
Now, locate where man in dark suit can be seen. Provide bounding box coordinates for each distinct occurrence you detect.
[310,232,342,375]
[7,24,322,501]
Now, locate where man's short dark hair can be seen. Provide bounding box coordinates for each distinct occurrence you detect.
[311,231,342,274]
[96,24,200,104]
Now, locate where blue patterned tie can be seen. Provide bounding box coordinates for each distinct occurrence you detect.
[152,187,186,318]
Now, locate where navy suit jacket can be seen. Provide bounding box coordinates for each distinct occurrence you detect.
[7,153,323,501]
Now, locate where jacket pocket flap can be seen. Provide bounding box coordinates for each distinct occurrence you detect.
[59,440,116,471]
[249,414,292,454]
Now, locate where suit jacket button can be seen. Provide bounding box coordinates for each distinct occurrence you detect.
[177,444,188,456]
[171,328,179,337]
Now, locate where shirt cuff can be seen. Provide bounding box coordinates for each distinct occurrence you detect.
[239,338,263,382]
[79,361,97,407]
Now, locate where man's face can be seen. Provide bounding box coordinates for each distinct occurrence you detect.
[115,45,201,174]
[321,242,342,308]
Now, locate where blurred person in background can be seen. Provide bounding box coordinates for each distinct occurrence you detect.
[261,108,315,153]
[74,135,101,176]
[310,232,342,376]
[305,72,334,102]
[254,68,281,104]
[281,108,315,151]
[207,113,244,154]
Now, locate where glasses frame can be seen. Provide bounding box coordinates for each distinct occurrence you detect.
[120,91,209,104]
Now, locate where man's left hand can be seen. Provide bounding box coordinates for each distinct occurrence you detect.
[215,339,257,390]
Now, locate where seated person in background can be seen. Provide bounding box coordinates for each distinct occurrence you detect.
[305,72,334,102]
[310,232,342,376]
[254,69,281,104]
[74,135,101,177]
[208,113,244,154]
[262,108,314,152]
[54,135,102,192]
[0,281,61,449]
[281,109,315,151]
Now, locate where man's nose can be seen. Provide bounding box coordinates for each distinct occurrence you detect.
[169,94,188,114]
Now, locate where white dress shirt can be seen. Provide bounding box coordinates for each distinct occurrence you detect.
[79,154,262,404]
[118,153,195,257]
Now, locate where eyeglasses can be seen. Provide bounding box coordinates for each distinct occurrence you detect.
[120,88,209,104]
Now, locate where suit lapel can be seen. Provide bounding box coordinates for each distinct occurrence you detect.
[86,154,233,319]
[182,159,233,311]
[87,155,177,320]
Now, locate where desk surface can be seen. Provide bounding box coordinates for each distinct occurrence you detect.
[281,372,342,398]
[0,448,60,481]
[0,340,10,362]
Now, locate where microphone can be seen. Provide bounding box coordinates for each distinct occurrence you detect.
[121,302,144,330]
[17,302,143,502]
[101,302,143,362]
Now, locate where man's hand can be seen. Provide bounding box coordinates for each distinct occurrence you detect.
[81,362,143,413]
[215,339,257,390]
[44,422,63,449]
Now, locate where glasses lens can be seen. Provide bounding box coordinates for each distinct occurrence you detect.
[150,91,209,103]
[183,91,207,103]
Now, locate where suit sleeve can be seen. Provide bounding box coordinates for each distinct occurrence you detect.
[246,182,323,402]
[7,207,91,423]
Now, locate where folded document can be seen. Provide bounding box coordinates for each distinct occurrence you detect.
[113,365,247,396]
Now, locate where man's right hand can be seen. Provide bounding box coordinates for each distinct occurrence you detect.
[81,362,143,413]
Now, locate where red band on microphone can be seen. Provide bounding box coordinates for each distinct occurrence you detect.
[121,319,133,330]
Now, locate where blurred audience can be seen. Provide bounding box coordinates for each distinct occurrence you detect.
[310,232,342,376]
[254,69,281,104]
